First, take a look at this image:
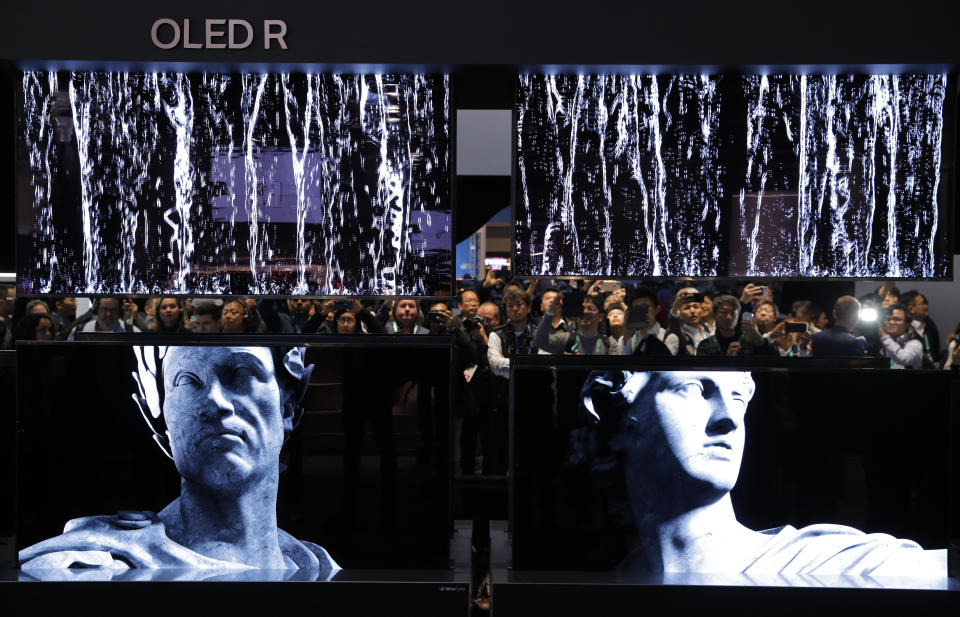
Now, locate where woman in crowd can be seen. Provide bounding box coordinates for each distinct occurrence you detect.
[13,312,55,342]
[605,303,627,342]
[332,300,385,334]
[148,297,190,333]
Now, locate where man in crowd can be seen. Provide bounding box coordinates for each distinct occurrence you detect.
[620,288,670,356]
[696,295,769,356]
[488,289,538,377]
[536,293,621,355]
[193,303,222,333]
[457,289,480,326]
[260,298,314,334]
[385,298,429,335]
[901,291,940,367]
[487,289,538,474]
[51,296,77,339]
[663,291,708,356]
[538,288,572,338]
[455,294,495,475]
[811,296,867,357]
[878,304,923,369]
[477,302,501,331]
[68,297,141,339]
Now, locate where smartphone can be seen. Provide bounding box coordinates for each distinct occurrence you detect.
[741,312,754,324]
[562,291,586,318]
[759,286,770,297]
[333,300,351,311]
[785,321,807,333]
[598,280,622,293]
[690,293,706,304]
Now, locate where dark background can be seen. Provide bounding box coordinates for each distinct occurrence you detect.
[511,364,951,570]
[15,342,452,570]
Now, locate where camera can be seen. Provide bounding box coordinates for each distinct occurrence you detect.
[463,315,487,330]
[428,310,446,323]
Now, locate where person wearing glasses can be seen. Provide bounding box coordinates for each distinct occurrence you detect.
[67,297,141,340]
[536,293,621,356]
[877,304,923,369]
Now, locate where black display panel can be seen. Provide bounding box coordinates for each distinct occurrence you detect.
[515,74,953,278]
[16,342,451,578]
[17,71,450,295]
[511,360,950,584]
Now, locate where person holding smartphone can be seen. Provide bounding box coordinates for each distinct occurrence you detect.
[536,293,621,356]
[696,295,772,357]
[621,288,671,356]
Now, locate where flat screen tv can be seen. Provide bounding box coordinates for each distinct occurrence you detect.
[16,341,452,579]
[515,73,954,279]
[510,357,951,586]
[17,71,450,295]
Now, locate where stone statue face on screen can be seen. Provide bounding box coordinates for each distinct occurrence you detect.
[161,347,292,494]
[621,372,755,510]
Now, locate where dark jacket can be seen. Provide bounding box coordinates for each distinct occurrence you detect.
[811,325,867,357]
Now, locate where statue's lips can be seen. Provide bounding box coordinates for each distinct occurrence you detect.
[702,441,734,459]
[198,426,248,445]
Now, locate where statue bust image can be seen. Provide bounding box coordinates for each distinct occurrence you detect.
[19,346,339,579]
[573,370,946,579]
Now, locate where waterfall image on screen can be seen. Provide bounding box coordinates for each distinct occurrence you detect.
[516,75,724,277]
[734,75,947,278]
[515,73,950,279]
[18,71,450,295]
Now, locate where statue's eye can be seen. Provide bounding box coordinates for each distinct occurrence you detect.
[679,380,704,396]
[174,372,201,387]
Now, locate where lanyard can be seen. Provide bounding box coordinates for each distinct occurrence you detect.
[570,332,604,355]
[392,321,419,335]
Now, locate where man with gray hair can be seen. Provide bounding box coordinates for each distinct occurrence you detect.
[696,295,770,356]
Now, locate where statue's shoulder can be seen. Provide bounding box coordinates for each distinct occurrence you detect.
[19,511,166,571]
[277,528,341,580]
[746,524,945,578]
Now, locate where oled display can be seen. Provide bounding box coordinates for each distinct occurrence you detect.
[16,343,451,578]
[511,363,950,585]
[18,72,450,295]
[515,74,951,278]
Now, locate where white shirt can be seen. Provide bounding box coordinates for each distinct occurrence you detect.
[879,333,923,369]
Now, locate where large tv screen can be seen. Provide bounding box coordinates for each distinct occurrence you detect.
[510,360,950,586]
[515,73,953,279]
[17,71,450,295]
[16,342,452,579]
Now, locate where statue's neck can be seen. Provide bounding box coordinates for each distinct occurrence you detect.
[160,474,285,568]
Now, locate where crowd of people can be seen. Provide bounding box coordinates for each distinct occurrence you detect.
[2,277,959,371]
